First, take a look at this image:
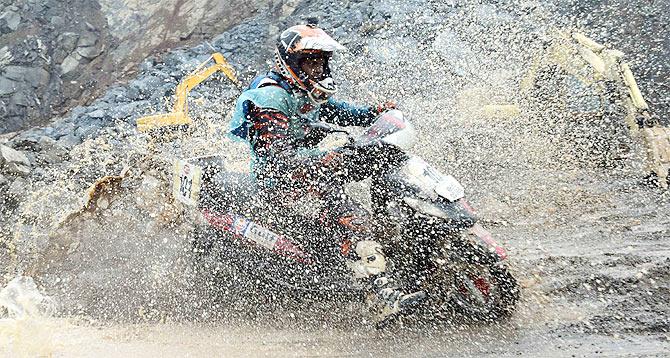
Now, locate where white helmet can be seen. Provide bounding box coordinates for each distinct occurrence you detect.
[274,24,346,104]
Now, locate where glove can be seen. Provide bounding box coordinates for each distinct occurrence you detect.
[374,100,397,114]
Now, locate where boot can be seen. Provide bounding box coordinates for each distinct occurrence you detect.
[345,240,426,328]
[370,276,426,328]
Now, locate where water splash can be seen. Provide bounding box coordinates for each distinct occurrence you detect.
[0,276,57,357]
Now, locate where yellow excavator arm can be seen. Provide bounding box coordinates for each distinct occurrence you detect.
[136,52,239,133]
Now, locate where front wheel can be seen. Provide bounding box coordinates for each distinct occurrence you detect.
[446,257,519,321]
[425,239,519,322]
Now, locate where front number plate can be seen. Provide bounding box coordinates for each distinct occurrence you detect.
[173,159,202,206]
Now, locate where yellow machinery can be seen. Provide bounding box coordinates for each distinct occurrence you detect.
[136,52,240,133]
[520,32,670,187]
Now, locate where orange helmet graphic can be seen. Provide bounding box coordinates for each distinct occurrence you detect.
[275,24,346,104]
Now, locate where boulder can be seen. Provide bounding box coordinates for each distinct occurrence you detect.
[2,66,26,81]
[87,109,107,119]
[60,52,81,75]
[4,162,30,176]
[77,32,98,48]
[7,177,27,199]
[0,144,30,167]
[76,45,103,60]
[23,67,50,89]
[0,10,20,34]
[0,76,17,96]
[58,32,80,54]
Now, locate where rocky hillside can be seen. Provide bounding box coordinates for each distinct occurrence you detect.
[0,0,276,133]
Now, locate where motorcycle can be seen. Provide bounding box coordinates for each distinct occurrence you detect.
[174,109,519,324]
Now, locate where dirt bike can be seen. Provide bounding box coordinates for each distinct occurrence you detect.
[174,110,519,324]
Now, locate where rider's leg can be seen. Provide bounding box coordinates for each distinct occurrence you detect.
[265,153,426,325]
[320,187,426,326]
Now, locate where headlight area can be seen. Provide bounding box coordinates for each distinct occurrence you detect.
[402,197,450,219]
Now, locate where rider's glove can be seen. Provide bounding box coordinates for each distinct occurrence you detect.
[373,100,397,114]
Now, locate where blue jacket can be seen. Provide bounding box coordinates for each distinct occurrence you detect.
[229,71,378,164]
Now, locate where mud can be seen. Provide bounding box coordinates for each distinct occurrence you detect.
[2,0,670,356]
[5,110,669,357]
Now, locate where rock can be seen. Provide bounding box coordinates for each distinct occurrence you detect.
[52,121,76,139]
[128,76,164,100]
[138,58,157,72]
[36,135,58,150]
[10,92,31,107]
[0,10,20,34]
[0,144,30,167]
[7,177,27,198]
[2,66,26,81]
[60,53,81,75]
[58,32,80,54]
[0,46,12,64]
[24,135,68,163]
[101,86,130,103]
[77,32,98,48]
[57,134,82,148]
[74,123,100,139]
[42,127,54,137]
[10,130,41,150]
[87,109,107,119]
[109,100,148,121]
[23,67,50,89]
[50,16,65,26]
[4,162,30,176]
[0,173,7,187]
[30,166,46,179]
[0,76,17,96]
[77,45,103,60]
[40,146,67,164]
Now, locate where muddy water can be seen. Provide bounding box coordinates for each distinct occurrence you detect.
[3,3,670,357]
[3,119,669,357]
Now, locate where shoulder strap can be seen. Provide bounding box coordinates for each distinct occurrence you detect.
[248,71,293,93]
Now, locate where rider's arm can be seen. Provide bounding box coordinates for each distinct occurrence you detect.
[319,98,381,127]
[247,106,296,158]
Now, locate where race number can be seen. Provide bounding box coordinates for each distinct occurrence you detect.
[403,156,465,201]
[173,159,202,206]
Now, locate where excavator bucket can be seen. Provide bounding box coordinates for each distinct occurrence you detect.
[136,52,239,136]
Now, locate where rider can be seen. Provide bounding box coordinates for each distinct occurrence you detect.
[229,24,425,325]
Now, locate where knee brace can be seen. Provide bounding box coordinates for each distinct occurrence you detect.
[345,240,387,279]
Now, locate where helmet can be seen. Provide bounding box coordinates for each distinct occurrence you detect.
[275,24,346,104]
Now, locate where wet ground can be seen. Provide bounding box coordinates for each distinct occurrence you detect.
[2,133,669,357]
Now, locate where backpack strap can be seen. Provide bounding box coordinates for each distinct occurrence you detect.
[249,71,293,93]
